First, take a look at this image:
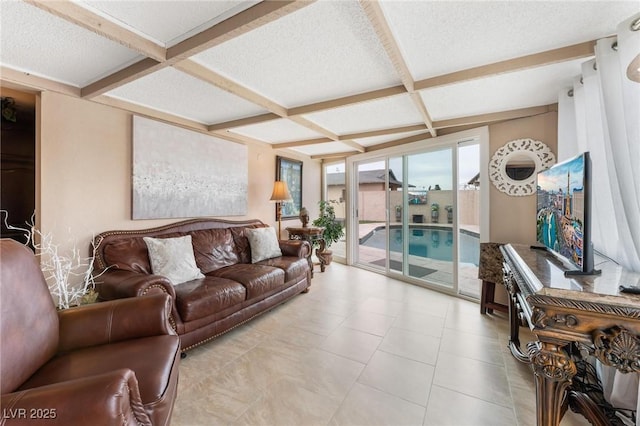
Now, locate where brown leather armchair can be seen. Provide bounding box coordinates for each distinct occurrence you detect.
[0,239,180,425]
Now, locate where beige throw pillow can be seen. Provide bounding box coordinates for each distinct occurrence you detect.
[143,235,204,285]
[245,227,282,263]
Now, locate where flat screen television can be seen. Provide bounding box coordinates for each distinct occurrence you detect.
[535,152,600,276]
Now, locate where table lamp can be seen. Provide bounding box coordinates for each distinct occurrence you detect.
[269,181,292,238]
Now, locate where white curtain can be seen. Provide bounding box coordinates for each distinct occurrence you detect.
[557,12,640,425]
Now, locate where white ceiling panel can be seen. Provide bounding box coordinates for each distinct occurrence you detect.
[106,67,267,123]
[79,1,257,46]
[0,1,141,87]
[232,119,324,143]
[290,142,357,157]
[303,94,424,135]
[420,59,586,121]
[379,1,639,81]
[192,0,400,108]
[355,130,429,147]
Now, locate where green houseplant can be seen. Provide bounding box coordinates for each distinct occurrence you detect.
[312,200,344,269]
[431,202,440,223]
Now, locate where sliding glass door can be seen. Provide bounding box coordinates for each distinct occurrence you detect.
[351,131,485,297]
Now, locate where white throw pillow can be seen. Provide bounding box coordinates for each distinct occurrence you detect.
[245,227,282,263]
[143,235,204,285]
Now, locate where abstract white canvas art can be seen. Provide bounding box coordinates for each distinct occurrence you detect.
[133,116,248,219]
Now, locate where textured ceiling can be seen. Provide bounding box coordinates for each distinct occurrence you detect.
[1,0,637,158]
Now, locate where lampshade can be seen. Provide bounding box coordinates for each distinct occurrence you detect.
[269,181,292,202]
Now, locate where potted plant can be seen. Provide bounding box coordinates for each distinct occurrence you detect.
[431,203,440,223]
[312,200,344,269]
[445,205,453,223]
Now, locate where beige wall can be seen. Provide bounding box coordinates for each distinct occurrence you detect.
[488,112,558,245]
[38,91,320,263]
[488,112,557,305]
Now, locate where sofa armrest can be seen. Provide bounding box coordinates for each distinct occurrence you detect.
[57,293,176,353]
[0,369,151,426]
[97,269,175,300]
[279,240,311,258]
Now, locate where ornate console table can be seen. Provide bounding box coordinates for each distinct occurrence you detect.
[501,244,640,426]
[286,226,325,277]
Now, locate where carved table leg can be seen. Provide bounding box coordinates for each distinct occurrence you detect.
[528,341,577,426]
[316,238,328,272]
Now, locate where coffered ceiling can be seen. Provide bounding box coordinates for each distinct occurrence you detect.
[1,0,637,159]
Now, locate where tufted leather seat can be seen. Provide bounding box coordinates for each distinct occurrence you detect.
[0,239,180,425]
[93,218,312,352]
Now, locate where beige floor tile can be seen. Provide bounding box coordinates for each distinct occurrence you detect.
[342,309,396,336]
[424,385,517,426]
[444,308,499,338]
[286,348,365,400]
[433,352,511,408]
[392,310,446,338]
[357,350,435,406]
[438,328,504,365]
[359,296,406,316]
[379,327,441,365]
[234,376,342,426]
[320,327,382,363]
[329,383,426,426]
[172,263,596,426]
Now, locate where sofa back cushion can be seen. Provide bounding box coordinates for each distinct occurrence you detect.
[144,235,205,284]
[191,228,239,274]
[0,240,59,394]
[94,219,268,273]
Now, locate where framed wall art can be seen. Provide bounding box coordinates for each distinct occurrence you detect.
[132,116,248,219]
[276,156,302,220]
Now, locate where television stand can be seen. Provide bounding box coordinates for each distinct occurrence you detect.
[501,243,640,426]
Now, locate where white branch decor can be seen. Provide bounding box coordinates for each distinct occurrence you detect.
[2,211,106,310]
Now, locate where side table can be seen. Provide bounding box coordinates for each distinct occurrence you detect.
[286,226,325,277]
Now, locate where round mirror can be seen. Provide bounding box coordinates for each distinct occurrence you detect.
[505,154,536,181]
[489,139,555,196]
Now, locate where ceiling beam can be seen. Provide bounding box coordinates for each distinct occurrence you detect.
[432,104,554,129]
[359,0,436,137]
[92,95,209,131]
[176,60,287,117]
[207,112,280,131]
[24,0,166,62]
[359,1,413,91]
[259,41,597,122]
[79,1,314,99]
[287,85,406,116]
[340,139,366,153]
[272,137,334,149]
[365,131,433,152]
[414,40,596,91]
[81,58,162,98]
[1,65,81,97]
[341,123,427,140]
[166,1,315,61]
[311,151,360,160]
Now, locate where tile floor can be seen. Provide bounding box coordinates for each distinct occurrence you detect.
[172,263,590,425]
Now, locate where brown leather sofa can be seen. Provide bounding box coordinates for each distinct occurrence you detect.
[0,239,180,426]
[93,218,311,352]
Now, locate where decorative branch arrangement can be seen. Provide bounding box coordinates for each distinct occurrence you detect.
[2,211,105,309]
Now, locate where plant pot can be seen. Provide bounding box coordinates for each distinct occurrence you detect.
[316,249,332,272]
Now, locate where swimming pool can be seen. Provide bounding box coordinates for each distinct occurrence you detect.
[360,225,480,266]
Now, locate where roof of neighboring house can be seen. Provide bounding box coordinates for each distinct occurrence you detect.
[327,169,411,187]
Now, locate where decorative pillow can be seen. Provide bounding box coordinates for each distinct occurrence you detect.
[143,235,204,285]
[245,227,282,263]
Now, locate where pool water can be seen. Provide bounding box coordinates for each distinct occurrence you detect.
[360,226,480,266]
